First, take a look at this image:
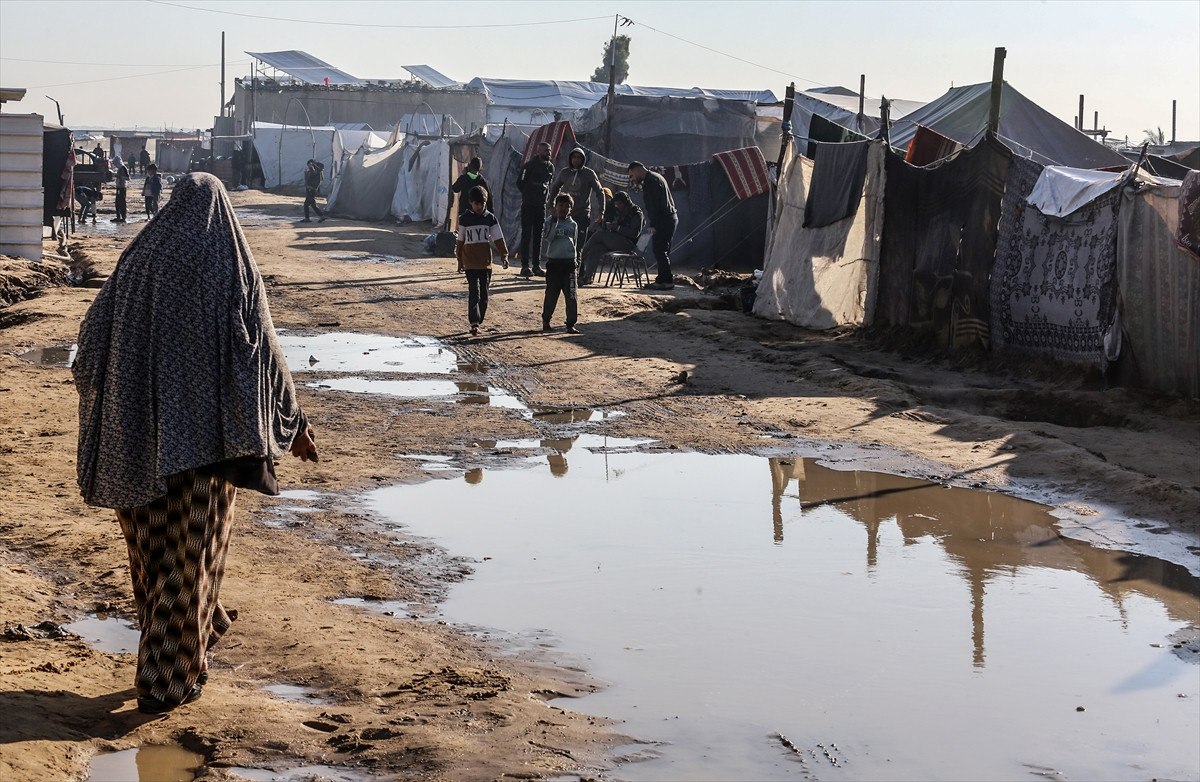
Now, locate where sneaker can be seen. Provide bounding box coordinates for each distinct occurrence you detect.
[318,215,327,223]
[541,323,553,333]
[470,325,479,336]
[299,218,312,223]
[532,267,546,277]
[519,268,533,278]
[566,325,582,334]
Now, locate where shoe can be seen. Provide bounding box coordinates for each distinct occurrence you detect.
[541,323,553,333]
[578,277,593,287]
[519,268,532,278]
[137,684,203,714]
[197,671,208,686]
[299,218,312,223]
[470,326,479,336]
[566,325,582,334]
[318,215,327,223]
[532,267,546,277]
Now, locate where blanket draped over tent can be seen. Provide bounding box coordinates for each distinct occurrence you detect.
[877,138,1011,348]
[804,140,871,228]
[1179,170,1200,258]
[713,147,771,200]
[754,142,886,329]
[990,155,1122,368]
[522,120,575,164]
[1115,183,1200,397]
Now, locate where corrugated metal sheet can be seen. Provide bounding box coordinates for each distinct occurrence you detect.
[247,50,363,86]
[403,65,459,89]
[0,112,44,261]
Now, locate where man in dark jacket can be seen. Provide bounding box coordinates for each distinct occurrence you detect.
[517,142,554,278]
[547,147,604,246]
[451,157,492,217]
[579,191,643,285]
[301,159,327,223]
[627,161,677,290]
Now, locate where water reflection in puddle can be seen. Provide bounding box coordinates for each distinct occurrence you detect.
[277,489,322,502]
[65,614,139,654]
[277,332,461,375]
[368,450,1200,781]
[310,377,526,410]
[19,344,77,367]
[227,765,372,782]
[88,744,203,782]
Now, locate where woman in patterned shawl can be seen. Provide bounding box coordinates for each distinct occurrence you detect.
[73,172,318,714]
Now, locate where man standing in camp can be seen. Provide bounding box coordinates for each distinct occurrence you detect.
[548,148,604,252]
[517,141,554,278]
[627,161,677,290]
[139,146,151,176]
[301,159,327,223]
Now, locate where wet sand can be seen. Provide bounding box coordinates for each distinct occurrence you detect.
[0,188,1197,781]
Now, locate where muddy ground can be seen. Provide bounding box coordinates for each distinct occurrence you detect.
[1,187,1197,781]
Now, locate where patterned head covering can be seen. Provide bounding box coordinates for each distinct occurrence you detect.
[74,172,302,509]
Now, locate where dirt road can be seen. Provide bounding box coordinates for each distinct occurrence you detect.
[1,189,1197,780]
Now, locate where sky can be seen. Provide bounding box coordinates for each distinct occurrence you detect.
[1,0,1197,144]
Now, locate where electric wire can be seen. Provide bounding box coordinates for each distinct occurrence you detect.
[148,1,610,29]
[31,61,251,89]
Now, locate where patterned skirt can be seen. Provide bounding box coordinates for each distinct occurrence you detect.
[116,470,238,706]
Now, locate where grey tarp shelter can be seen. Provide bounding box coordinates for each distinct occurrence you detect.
[888,82,1129,169]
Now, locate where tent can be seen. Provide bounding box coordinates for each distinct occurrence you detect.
[251,121,337,190]
[888,82,1129,169]
[326,142,407,221]
[790,88,926,148]
[389,138,451,224]
[574,94,760,165]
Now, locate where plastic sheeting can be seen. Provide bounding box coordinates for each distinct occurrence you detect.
[573,95,759,166]
[754,142,886,329]
[326,142,407,222]
[889,82,1129,170]
[467,77,776,112]
[252,122,337,191]
[390,139,450,224]
[1116,183,1200,397]
[1027,166,1126,217]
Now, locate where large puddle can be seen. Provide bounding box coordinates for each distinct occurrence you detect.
[277,332,462,375]
[65,614,139,655]
[19,344,77,367]
[88,744,203,782]
[367,442,1200,781]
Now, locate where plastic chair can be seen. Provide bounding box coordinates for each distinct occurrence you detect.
[601,233,652,289]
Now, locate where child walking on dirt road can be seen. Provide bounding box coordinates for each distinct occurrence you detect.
[541,193,581,334]
[455,185,509,337]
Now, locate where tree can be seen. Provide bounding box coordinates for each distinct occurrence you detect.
[1143,126,1166,145]
[590,35,631,85]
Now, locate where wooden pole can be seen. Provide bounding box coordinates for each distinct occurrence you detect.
[1171,99,1177,143]
[857,73,865,131]
[603,14,619,156]
[1093,110,1098,131]
[1077,94,1085,131]
[987,47,1006,135]
[776,82,795,171]
[220,31,226,117]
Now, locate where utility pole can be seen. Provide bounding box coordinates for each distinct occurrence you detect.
[603,14,619,157]
[1078,94,1085,131]
[220,31,226,117]
[1171,99,1177,144]
[987,47,1006,135]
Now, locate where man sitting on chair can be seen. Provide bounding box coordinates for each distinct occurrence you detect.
[579,190,643,286]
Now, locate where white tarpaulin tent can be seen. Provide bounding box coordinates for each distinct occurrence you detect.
[390,139,450,224]
[252,121,337,190]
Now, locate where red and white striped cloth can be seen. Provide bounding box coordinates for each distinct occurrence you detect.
[712,147,770,200]
[522,121,577,165]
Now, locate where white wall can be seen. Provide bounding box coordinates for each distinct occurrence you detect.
[0,112,44,261]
